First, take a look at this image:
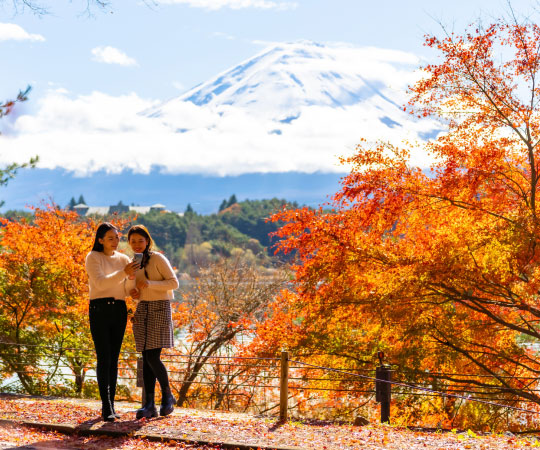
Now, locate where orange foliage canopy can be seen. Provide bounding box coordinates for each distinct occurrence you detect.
[256,22,540,428]
[0,206,128,394]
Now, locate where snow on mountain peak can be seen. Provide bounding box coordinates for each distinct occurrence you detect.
[132,41,441,175]
[150,40,422,121]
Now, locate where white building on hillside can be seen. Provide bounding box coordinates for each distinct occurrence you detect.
[72,203,167,216]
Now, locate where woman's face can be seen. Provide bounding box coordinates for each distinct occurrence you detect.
[129,233,148,254]
[99,229,119,255]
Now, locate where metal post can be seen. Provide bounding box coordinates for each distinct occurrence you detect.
[279,351,289,422]
[375,365,392,424]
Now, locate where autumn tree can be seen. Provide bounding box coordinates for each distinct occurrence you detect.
[0,206,129,395]
[257,21,540,429]
[171,257,287,408]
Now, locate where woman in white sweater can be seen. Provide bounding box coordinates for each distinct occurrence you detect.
[127,225,179,419]
[85,222,139,421]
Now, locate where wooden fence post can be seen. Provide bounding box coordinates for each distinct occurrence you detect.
[375,364,392,423]
[279,351,289,422]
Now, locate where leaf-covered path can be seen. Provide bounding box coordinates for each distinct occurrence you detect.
[0,394,537,449]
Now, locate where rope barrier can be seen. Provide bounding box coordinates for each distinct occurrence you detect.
[290,359,540,415]
[400,370,540,380]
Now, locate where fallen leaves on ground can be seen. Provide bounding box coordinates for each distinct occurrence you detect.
[0,421,218,449]
[0,394,538,449]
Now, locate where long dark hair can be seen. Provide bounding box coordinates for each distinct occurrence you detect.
[91,222,119,252]
[127,225,154,268]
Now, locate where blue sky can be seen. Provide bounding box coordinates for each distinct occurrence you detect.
[0,0,537,212]
[1,0,533,102]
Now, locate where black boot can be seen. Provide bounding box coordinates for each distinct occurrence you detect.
[136,392,158,419]
[101,399,116,422]
[110,398,121,419]
[160,386,175,417]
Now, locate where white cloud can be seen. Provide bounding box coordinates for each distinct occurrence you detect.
[0,23,45,42]
[91,46,138,67]
[0,87,439,177]
[156,0,297,11]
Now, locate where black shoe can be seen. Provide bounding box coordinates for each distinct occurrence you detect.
[160,388,175,417]
[101,402,116,422]
[136,392,158,419]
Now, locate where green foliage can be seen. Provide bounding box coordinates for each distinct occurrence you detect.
[0,210,33,222]
[127,197,298,273]
[136,210,188,250]
[227,194,237,207]
[219,197,298,247]
[199,215,250,246]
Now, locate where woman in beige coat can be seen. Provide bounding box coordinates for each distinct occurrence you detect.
[127,225,179,419]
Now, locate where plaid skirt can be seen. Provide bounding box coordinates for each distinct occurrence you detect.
[133,300,174,352]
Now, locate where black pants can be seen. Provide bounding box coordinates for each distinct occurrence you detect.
[89,298,127,409]
[143,347,170,396]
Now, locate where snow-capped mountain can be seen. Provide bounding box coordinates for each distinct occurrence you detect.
[146,40,434,135]
[182,41,412,114]
[139,41,440,174]
[5,41,442,184]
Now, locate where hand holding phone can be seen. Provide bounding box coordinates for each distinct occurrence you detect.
[132,253,143,268]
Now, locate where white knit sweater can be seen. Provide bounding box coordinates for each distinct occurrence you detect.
[85,250,130,300]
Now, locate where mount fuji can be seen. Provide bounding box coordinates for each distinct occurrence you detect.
[1,41,442,212]
[145,40,440,153]
[164,41,408,114]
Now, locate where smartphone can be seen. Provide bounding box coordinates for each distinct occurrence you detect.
[133,253,143,268]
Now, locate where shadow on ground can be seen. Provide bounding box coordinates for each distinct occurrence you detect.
[5,436,140,449]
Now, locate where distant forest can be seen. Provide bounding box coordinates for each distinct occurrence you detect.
[1,195,299,275]
[132,196,298,274]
